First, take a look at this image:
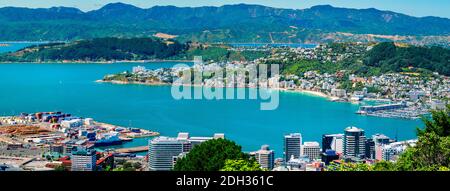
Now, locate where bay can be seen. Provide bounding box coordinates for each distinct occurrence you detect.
[0,63,423,157]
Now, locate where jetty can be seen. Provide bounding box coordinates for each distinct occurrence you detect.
[114,146,148,153]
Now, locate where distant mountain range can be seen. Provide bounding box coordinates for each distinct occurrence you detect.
[0,3,449,46]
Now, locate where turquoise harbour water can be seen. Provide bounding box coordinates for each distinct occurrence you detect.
[0,63,423,157]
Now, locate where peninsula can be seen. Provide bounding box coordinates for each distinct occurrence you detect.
[0,37,187,63]
[99,42,450,120]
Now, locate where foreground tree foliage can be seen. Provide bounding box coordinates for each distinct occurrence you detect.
[173,139,251,171]
[418,105,450,137]
[329,105,450,171]
[327,162,374,171]
[221,159,263,171]
[395,133,450,171]
[395,105,450,171]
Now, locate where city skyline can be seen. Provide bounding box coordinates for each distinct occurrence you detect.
[0,0,449,18]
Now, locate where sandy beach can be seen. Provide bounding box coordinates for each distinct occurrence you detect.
[97,79,346,103]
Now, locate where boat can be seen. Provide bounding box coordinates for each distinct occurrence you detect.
[94,132,123,146]
[113,153,136,158]
[120,137,133,142]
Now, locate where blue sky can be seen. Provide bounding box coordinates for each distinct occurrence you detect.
[0,0,448,18]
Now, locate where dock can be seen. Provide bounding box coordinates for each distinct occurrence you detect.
[114,146,148,153]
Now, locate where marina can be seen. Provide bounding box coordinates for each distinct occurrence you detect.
[357,102,429,119]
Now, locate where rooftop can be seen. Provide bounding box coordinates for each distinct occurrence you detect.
[285,133,302,138]
[303,142,320,147]
[372,133,390,140]
[71,146,96,156]
[345,126,364,132]
[151,136,180,143]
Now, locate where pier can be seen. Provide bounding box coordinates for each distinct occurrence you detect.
[114,146,148,153]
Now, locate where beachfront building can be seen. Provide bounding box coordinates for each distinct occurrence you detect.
[330,89,347,98]
[284,133,302,162]
[431,100,447,110]
[254,145,275,170]
[71,146,96,171]
[301,142,321,161]
[343,127,366,158]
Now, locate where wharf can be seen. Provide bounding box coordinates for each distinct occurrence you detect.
[114,146,148,153]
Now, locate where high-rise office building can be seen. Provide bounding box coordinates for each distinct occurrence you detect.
[343,127,366,158]
[372,134,390,160]
[71,146,96,171]
[301,142,321,161]
[284,133,302,162]
[322,134,344,154]
[254,145,275,170]
[149,132,225,171]
[372,134,390,145]
[365,138,375,159]
[148,136,186,171]
[322,135,333,152]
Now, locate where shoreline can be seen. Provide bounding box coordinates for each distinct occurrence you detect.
[0,60,194,64]
[96,80,172,86]
[278,88,331,99]
[97,79,361,104]
[0,113,160,154]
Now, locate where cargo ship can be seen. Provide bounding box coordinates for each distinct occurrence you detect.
[94,132,123,146]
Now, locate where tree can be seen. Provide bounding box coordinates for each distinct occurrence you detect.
[390,105,450,171]
[373,161,397,171]
[326,162,373,171]
[54,165,66,171]
[112,166,136,171]
[133,162,142,170]
[173,139,249,171]
[381,106,450,171]
[417,105,450,137]
[395,132,450,171]
[365,42,396,67]
[221,159,262,171]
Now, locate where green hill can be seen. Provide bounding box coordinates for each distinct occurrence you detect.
[0,3,449,46]
[0,37,187,62]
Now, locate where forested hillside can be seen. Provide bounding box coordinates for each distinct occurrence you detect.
[0,38,187,62]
